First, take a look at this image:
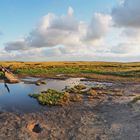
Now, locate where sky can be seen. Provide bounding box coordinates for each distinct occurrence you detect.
[0,0,140,62]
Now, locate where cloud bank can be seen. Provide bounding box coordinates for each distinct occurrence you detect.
[112,0,140,28]
[2,1,140,61]
[5,7,110,52]
[110,0,140,59]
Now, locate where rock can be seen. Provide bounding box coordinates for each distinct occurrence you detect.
[27,122,42,133]
[32,124,42,133]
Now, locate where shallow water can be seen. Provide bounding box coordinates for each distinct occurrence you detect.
[0,77,113,113]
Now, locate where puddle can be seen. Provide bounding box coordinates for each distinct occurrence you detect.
[0,77,113,113]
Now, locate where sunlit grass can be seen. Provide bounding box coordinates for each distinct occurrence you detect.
[29,89,83,106]
[1,61,140,79]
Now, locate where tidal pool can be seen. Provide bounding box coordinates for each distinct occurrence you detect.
[0,77,113,113]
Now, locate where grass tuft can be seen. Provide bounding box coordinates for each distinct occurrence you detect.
[29,89,70,106]
[130,96,140,104]
[29,89,83,106]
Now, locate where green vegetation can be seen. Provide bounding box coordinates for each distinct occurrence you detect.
[1,61,140,81]
[74,84,87,90]
[66,84,98,96]
[28,84,100,106]
[15,66,140,77]
[0,72,4,77]
[35,80,46,86]
[66,84,87,94]
[130,95,140,104]
[29,88,84,106]
[29,89,70,106]
[91,85,106,90]
[128,95,140,108]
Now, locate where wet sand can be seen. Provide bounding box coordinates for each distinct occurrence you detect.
[0,79,140,140]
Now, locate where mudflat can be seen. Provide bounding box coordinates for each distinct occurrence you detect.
[0,62,140,139]
[0,80,140,140]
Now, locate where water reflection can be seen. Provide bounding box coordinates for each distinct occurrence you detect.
[0,77,113,113]
[4,82,10,93]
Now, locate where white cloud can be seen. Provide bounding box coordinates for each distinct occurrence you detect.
[83,13,112,44]
[5,8,82,51]
[110,43,140,54]
[4,7,110,53]
[121,28,140,41]
[3,4,140,62]
[5,39,29,52]
[68,6,74,16]
[112,0,140,28]
[110,0,140,58]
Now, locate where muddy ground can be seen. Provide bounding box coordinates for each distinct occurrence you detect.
[0,81,140,140]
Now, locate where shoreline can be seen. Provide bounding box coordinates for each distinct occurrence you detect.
[0,81,139,139]
[0,61,140,139]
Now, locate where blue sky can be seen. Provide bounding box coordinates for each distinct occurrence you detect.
[0,0,116,42]
[0,0,140,61]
